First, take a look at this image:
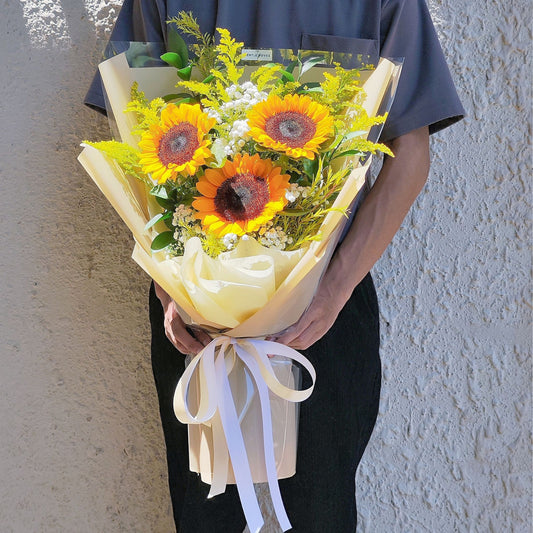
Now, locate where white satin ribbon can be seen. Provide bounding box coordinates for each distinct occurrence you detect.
[173,336,316,533]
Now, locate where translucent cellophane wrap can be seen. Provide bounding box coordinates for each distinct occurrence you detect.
[184,350,301,484]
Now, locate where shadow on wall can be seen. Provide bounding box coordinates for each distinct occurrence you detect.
[2,1,172,529]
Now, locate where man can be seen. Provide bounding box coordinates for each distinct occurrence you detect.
[86,1,464,530]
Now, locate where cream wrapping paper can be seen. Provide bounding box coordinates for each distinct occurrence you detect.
[78,50,401,533]
[79,52,398,335]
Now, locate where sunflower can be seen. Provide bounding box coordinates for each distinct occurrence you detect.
[247,93,334,159]
[138,103,215,183]
[192,154,290,237]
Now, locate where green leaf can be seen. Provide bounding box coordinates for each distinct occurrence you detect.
[160,52,182,69]
[164,216,174,230]
[155,196,174,210]
[297,85,323,95]
[343,130,367,141]
[176,97,198,105]
[202,74,215,84]
[331,149,364,160]
[162,92,194,103]
[177,65,193,80]
[302,157,319,179]
[145,213,164,230]
[280,70,295,83]
[281,208,311,216]
[284,60,298,74]
[144,212,172,231]
[298,82,321,90]
[167,27,189,67]
[151,231,174,251]
[299,56,324,78]
[296,81,322,94]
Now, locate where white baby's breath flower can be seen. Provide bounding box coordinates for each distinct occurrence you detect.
[172,205,196,227]
[285,183,312,204]
[214,82,268,157]
[224,144,234,156]
[222,233,238,250]
[206,108,222,122]
[285,190,297,202]
[258,224,291,250]
[211,137,229,164]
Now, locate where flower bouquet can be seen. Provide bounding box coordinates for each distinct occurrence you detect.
[79,12,401,532]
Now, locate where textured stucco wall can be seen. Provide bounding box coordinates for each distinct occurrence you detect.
[0,1,530,532]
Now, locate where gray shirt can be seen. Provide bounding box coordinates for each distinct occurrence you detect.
[86,0,465,143]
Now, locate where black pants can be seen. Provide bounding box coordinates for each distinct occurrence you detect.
[149,273,381,533]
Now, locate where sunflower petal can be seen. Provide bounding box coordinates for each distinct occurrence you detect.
[196,179,218,197]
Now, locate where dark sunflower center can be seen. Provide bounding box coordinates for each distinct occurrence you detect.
[264,111,317,147]
[158,122,199,166]
[214,172,270,222]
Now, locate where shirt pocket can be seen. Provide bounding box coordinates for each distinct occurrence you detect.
[300,33,379,63]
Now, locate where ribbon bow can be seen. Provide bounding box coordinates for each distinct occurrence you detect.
[174,336,316,533]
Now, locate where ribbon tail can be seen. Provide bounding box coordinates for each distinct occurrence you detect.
[208,411,229,498]
[215,349,264,533]
[236,345,292,532]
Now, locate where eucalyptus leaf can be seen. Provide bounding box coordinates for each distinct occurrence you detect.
[151,231,174,251]
[145,213,164,231]
[299,56,324,78]
[144,212,172,231]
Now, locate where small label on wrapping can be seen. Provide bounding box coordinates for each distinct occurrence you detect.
[242,49,273,62]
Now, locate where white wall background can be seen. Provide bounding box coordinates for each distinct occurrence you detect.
[0,1,530,532]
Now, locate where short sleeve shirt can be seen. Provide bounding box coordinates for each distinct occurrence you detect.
[85,0,465,142]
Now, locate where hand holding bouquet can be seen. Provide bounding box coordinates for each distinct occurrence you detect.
[79,12,400,531]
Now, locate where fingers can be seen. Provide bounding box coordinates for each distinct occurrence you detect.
[163,302,210,355]
[272,317,309,346]
[268,307,336,350]
[189,327,212,348]
[165,319,204,355]
[280,323,316,350]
